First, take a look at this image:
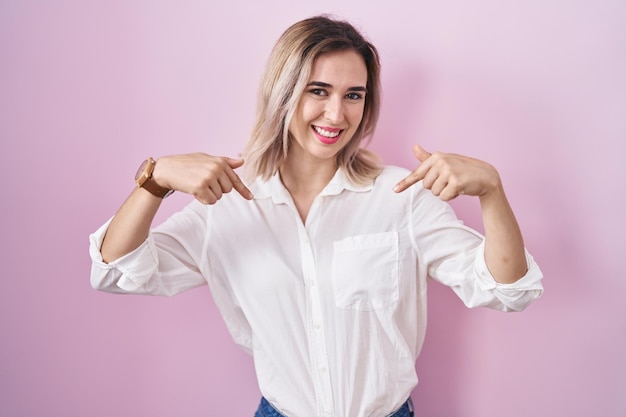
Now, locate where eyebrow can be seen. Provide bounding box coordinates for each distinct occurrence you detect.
[307,81,367,92]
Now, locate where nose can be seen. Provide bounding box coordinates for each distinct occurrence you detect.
[324,95,345,124]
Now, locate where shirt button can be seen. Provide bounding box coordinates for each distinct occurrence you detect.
[320,367,327,374]
[314,322,321,330]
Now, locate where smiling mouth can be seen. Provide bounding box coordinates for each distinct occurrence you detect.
[312,125,343,144]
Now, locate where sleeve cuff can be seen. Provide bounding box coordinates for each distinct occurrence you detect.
[473,242,543,290]
[88,217,159,292]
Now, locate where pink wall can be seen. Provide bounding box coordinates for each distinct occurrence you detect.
[1,1,624,416]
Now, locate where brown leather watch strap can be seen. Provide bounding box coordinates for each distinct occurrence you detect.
[135,157,174,198]
[142,177,173,198]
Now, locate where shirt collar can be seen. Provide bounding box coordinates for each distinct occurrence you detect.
[249,167,373,204]
[320,167,373,196]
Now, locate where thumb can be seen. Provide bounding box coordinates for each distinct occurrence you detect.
[225,157,245,169]
[413,144,432,163]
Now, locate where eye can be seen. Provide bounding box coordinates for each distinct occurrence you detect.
[308,88,327,96]
[345,92,364,101]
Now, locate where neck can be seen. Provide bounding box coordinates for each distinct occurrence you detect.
[279,155,337,197]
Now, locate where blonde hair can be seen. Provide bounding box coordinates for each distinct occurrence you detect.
[243,15,382,184]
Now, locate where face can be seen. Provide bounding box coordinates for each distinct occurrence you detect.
[288,49,368,166]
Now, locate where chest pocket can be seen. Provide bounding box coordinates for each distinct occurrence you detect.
[331,232,399,311]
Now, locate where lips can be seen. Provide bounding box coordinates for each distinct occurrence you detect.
[312,125,343,145]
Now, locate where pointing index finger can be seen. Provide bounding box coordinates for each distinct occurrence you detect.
[224,161,253,200]
[232,175,254,200]
[393,170,425,193]
[393,145,433,193]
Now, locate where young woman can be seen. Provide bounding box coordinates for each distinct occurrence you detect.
[90,15,543,417]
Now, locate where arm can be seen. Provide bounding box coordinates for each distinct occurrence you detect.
[479,182,527,283]
[100,153,253,263]
[100,187,162,263]
[394,144,527,284]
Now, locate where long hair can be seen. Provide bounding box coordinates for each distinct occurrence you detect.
[243,15,382,184]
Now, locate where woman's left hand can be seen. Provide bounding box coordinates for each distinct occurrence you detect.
[393,144,501,201]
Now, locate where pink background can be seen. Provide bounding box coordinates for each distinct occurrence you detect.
[1,1,624,416]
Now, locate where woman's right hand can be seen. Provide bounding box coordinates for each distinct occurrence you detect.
[152,153,253,204]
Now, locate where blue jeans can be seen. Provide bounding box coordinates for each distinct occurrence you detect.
[254,397,414,417]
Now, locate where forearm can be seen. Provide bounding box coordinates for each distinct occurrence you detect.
[99,153,252,263]
[479,183,528,284]
[100,187,163,263]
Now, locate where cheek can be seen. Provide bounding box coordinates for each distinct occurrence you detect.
[291,104,312,130]
[299,100,320,123]
[348,106,366,128]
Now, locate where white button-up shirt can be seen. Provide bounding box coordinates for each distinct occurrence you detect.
[90,166,543,417]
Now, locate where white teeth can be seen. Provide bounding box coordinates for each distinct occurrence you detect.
[313,126,341,138]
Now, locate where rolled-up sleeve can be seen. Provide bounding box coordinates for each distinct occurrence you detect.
[89,202,209,296]
[411,185,544,312]
[461,241,543,311]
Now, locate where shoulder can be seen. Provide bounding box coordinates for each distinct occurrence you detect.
[373,165,446,211]
[373,165,412,187]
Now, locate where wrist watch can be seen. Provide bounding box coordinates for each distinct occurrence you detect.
[134,157,174,198]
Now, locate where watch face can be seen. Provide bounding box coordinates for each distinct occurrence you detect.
[135,159,149,182]
[134,158,170,197]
